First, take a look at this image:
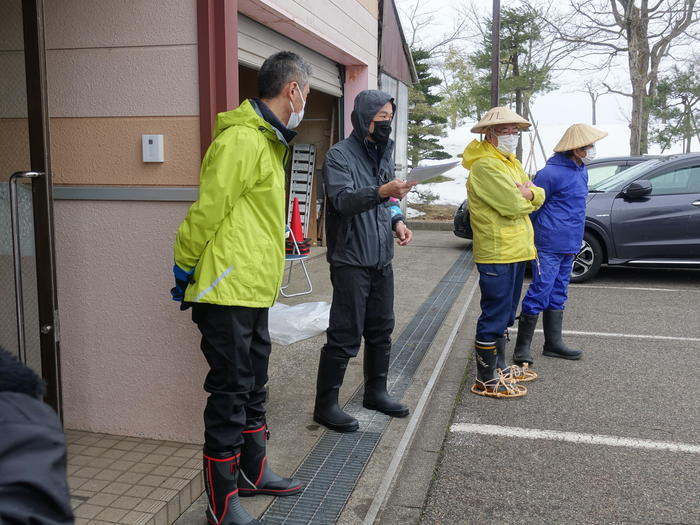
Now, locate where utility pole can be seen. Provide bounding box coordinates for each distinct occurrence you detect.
[490,0,500,107]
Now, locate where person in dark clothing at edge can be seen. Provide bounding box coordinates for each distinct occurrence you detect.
[513,123,608,365]
[171,52,310,525]
[0,348,73,525]
[314,89,416,432]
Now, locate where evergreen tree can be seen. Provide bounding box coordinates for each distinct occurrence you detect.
[408,48,451,167]
[438,46,478,130]
[467,5,556,159]
[650,64,700,153]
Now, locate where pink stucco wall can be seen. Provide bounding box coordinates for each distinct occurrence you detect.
[343,66,370,138]
[55,200,207,443]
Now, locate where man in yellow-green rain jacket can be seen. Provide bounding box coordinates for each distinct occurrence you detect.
[462,107,545,399]
[171,52,309,525]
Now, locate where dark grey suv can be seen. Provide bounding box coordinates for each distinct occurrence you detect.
[573,153,700,282]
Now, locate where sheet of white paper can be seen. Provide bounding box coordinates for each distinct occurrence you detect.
[406,161,461,183]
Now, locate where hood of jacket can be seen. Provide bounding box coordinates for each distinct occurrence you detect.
[212,99,279,142]
[461,139,515,170]
[350,90,396,141]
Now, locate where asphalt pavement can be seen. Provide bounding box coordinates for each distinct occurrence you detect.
[418,265,700,525]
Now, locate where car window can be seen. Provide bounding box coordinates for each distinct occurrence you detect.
[592,159,662,192]
[587,164,620,188]
[648,166,700,195]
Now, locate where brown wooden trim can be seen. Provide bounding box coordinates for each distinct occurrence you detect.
[197,0,239,157]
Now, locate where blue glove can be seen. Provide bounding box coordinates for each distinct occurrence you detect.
[171,264,195,304]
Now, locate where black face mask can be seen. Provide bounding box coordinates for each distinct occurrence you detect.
[370,120,392,143]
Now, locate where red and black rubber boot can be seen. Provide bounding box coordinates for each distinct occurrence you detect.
[237,419,304,497]
[203,449,260,525]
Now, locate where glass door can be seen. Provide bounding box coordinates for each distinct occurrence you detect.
[1,0,62,416]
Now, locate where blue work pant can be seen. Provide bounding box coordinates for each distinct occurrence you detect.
[521,252,575,315]
[475,261,528,344]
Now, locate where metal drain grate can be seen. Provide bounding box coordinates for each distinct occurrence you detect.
[262,247,474,524]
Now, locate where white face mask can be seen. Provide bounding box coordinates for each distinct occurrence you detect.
[496,134,519,154]
[581,145,596,164]
[287,85,306,129]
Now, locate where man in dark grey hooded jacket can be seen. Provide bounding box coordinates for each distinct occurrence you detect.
[313,89,415,432]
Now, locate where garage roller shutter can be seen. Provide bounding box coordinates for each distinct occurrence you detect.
[238,15,342,97]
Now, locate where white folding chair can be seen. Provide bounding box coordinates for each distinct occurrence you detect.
[280,226,312,297]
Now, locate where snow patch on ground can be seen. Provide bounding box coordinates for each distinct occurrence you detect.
[405,207,426,218]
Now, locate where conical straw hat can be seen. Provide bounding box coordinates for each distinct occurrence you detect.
[554,123,608,152]
[471,106,531,133]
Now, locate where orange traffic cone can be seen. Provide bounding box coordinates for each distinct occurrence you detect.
[287,197,310,255]
[290,197,304,243]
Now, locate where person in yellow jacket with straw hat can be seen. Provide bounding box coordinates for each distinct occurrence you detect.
[513,123,607,367]
[171,52,310,525]
[462,106,545,398]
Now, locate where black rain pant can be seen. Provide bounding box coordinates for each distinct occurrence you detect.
[192,304,270,452]
[323,264,395,359]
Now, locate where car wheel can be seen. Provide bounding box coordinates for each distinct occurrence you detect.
[571,232,603,283]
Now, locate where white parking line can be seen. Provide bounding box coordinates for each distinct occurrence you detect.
[559,330,700,342]
[508,328,700,343]
[568,284,700,293]
[450,423,700,454]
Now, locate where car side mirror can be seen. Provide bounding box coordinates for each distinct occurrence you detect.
[622,180,652,199]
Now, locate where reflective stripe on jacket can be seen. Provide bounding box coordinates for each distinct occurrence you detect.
[174,100,288,307]
[531,153,588,253]
[462,139,545,264]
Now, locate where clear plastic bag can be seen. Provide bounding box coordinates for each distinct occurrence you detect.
[268,301,331,345]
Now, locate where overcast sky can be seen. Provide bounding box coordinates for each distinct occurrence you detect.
[395,0,696,159]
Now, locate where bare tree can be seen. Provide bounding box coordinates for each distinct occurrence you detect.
[548,0,700,155]
[581,81,611,124]
[397,0,475,56]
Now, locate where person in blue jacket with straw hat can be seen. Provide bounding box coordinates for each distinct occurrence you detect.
[513,123,607,366]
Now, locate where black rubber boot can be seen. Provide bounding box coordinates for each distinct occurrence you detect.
[362,347,409,418]
[542,309,582,360]
[513,313,539,365]
[238,418,303,497]
[203,449,260,525]
[495,334,508,372]
[313,350,359,432]
[474,341,499,383]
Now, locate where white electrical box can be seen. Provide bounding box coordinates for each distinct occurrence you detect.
[142,134,164,163]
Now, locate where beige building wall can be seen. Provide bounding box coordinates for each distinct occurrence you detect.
[45,0,203,439]
[45,0,199,187]
[51,117,200,187]
[54,200,207,443]
[240,0,380,88]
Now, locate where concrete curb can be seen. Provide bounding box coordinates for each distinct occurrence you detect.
[406,220,453,231]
